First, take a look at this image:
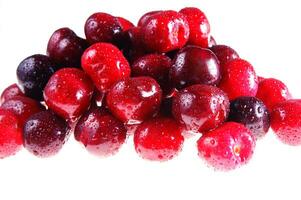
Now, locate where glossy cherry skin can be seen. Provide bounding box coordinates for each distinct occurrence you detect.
[197,122,255,171]
[1,84,24,104]
[43,68,94,121]
[134,117,184,161]
[229,96,270,139]
[208,36,217,47]
[74,107,126,157]
[172,84,230,133]
[106,77,162,124]
[219,59,258,100]
[81,42,131,93]
[0,109,23,159]
[179,7,210,48]
[132,54,172,92]
[16,54,58,101]
[141,10,189,53]
[169,46,221,89]
[47,27,88,68]
[271,100,301,146]
[137,10,162,26]
[210,45,239,67]
[1,96,44,127]
[84,12,122,45]
[23,111,70,157]
[256,78,291,111]
[116,17,134,31]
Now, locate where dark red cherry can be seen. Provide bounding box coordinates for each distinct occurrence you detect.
[169,46,221,89]
[210,45,239,67]
[47,27,88,68]
[172,84,229,132]
[23,111,70,157]
[1,84,24,104]
[116,17,134,31]
[137,10,162,27]
[74,107,126,157]
[16,54,58,101]
[106,77,162,124]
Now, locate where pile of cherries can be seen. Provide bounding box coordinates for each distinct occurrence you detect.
[0,7,299,171]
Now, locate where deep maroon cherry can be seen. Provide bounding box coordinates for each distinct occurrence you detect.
[74,107,126,157]
[169,46,221,89]
[210,45,239,67]
[47,27,88,68]
[172,84,229,132]
[106,77,162,124]
[43,68,94,121]
[23,111,70,157]
[229,96,270,139]
[84,12,122,45]
[1,84,24,104]
[16,54,58,101]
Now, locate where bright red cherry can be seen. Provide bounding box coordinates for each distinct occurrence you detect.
[256,78,291,111]
[116,17,134,31]
[210,45,239,67]
[169,46,221,89]
[74,107,126,157]
[43,68,94,121]
[141,10,189,53]
[219,58,258,100]
[106,77,162,124]
[84,12,122,44]
[271,100,301,145]
[0,109,22,159]
[134,117,184,161]
[81,42,131,93]
[197,122,255,171]
[137,10,162,27]
[172,84,229,133]
[1,84,24,105]
[179,7,210,48]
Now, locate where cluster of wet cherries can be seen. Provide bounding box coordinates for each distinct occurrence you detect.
[0,7,299,171]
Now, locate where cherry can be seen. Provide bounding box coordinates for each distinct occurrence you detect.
[209,45,239,67]
[16,54,58,101]
[1,96,44,126]
[137,10,161,27]
[74,107,126,157]
[229,96,270,139]
[258,76,265,83]
[172,84,229,133]
[256,78,291,111]
[116,17,134,31]
[208,36,217,47]
[169,46,221,89]
[0,109,22,159]
[134,117,184,161]
[141,10,189,53]
[1,84,24,104]
[106,77,162,124]
[47,27,88,68]
[23,111,70,157]
[81,42,131,93]
[43,68,94,121]
[219,58,258,100]
[179,7,210,48]
[84,12,122,45]
[197,122,255,171]
[271,100,301,145]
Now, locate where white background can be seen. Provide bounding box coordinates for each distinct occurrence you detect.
[1,0,301,199]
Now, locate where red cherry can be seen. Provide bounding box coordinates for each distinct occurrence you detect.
[0,109,22,159]
[197,122,255,171]
[134,117,184,161]
[81,42,131,93]
[116,17,134,31]
[1,96,43,126]
[256,78,291,111]
[172,84,229,133]
[179,7,210,48]
[169,46,221,89]
[271,100,301,145]
[209,45,239,68]
[137,10,162,27]
[44,68,94,121]
[141,10,189,53]
[106,77,162,124]
[74,107,126,157]
[219,58,258,100]
[84,12,122,44]
[1,84,24,104]
[258,76,265,83]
